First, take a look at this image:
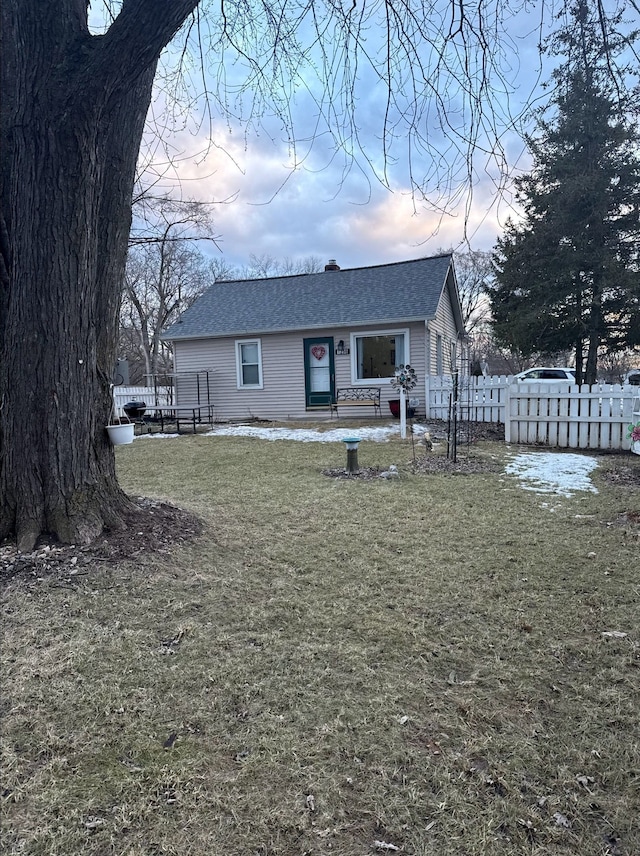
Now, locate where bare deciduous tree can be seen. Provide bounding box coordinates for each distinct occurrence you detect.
[209,257,241,283]
[2,0,201,550]
[454,251,494,336]
[2,0,636,548]
[240,254,325,279]
[207,253,325,282]
[121,240,211,384]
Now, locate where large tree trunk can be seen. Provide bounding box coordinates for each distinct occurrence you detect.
[1,0,199,551]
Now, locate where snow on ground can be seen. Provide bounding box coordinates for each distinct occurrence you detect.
[134,432,180,440]
[505,452,598,498]
[134,423,600,496]
[203,423,401,443]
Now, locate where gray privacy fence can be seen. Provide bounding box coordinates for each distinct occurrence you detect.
[424,375,639,451]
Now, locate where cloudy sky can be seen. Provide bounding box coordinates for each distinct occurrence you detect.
[131,0,635,272]
[170,127,521,269]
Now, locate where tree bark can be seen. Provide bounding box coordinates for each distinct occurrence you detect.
[585,282,603,386]
[1,0,199,550]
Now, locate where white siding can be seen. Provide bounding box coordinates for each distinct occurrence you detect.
[430,290,460,374]
[174,321,429,420]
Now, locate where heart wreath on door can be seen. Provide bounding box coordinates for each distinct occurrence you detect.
[311,345,327,361]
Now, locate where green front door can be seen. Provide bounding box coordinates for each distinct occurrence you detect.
[304,337,335,408]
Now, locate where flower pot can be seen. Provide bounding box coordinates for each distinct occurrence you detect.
[389,399,415,419]
[632,439,640,456]
[106,422,135,445]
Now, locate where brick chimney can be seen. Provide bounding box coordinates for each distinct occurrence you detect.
[324,259,340,271]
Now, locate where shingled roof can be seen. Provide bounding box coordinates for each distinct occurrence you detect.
[162,254,462,341]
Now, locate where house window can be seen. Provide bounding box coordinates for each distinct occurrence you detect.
[352,330,407,381]
[236,339,263,388]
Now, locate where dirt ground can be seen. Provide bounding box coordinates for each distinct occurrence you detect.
[0,497,203,587]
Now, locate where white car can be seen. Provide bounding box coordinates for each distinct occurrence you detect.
[513,367,576,382]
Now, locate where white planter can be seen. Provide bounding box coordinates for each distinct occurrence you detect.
[106,423,134,445]
[632,439,640,456]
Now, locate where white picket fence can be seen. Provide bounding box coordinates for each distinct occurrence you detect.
[425,375,638,451]
[112,385,173,413]
[505,383,635,450]
[426,374,510,424]
[111,378,637,451]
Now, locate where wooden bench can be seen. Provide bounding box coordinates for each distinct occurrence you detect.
[332,387,382,418]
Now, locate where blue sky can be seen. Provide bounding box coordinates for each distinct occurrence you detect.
[127,0,637,270]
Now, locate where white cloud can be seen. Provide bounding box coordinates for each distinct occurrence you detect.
[156,126,522,270]
[135,3,560,272]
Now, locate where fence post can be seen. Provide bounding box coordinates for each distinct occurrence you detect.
[504,383,512,443]
[424,375,431,418]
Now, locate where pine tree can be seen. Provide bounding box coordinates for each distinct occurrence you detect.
[489,0,640,384]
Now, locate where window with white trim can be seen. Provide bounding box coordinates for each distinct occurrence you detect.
[236,339,263,388]
[351,330,408,381]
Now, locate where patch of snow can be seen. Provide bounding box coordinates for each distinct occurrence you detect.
[134,432,180,440]
[505,452,598,497]
[204,424,401,443]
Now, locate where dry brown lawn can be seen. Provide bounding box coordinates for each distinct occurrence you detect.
[2,427,639,855]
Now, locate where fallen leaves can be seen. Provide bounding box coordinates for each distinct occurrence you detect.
[576,774,595,793]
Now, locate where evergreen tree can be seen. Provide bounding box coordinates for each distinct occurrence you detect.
[489,0,640,384]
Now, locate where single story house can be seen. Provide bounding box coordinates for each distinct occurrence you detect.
[161,254,468,420]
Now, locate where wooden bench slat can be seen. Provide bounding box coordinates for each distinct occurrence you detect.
[332,387,382,418]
